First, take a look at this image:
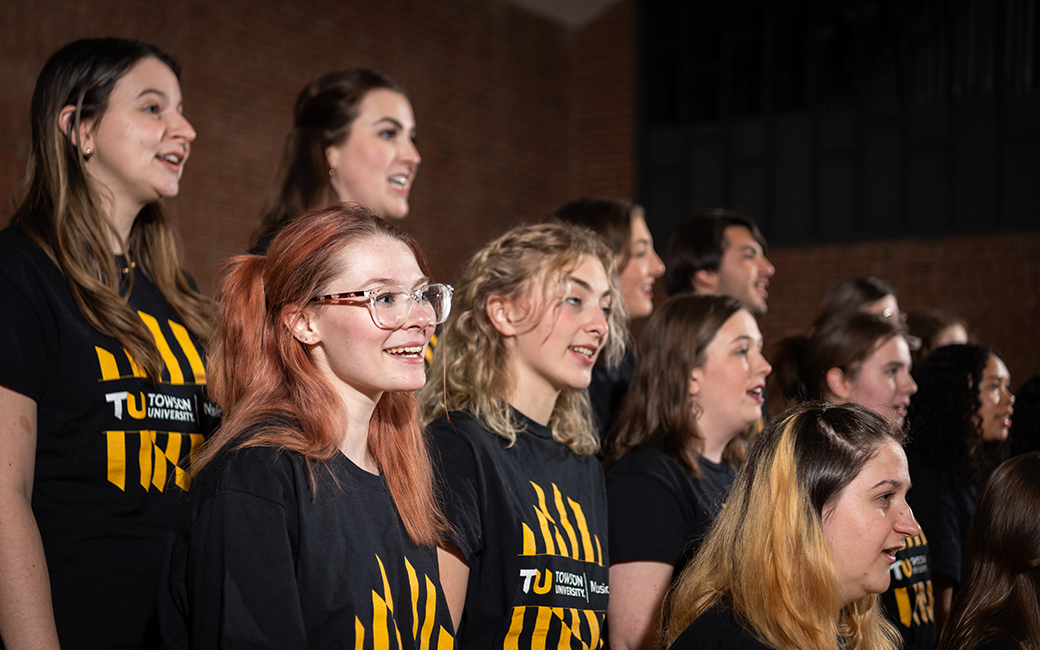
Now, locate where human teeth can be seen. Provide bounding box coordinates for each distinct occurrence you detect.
[386,345,422,355]
[748,387,763,396]
[570,346,594,358]
[160,154,180,164]
[389,175,407,187]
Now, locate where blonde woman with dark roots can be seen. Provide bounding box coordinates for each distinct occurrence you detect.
[0,38,212,649]
[422,222,627,649]
[662,403,918,650]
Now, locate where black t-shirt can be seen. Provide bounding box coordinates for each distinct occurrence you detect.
[607,446,736,576]
[878,529,937,650]
[907,462,978,584]
[0,228,217,649]
[430,410,610,649]
[588,350,636,444]
[160,443,455,648]
[668,603,774,650]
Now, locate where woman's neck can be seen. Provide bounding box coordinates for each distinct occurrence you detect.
[336,393,380,474]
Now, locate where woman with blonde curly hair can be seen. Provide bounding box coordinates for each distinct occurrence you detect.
[662,403,919,650]
[422,221,627,649]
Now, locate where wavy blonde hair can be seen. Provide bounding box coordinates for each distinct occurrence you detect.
[421,222,626,454]
[661,403,902,650]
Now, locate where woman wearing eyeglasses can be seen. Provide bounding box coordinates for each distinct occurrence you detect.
[421,222,626,649]
[160,205,456,648]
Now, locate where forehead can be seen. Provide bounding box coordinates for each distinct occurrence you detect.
[109,56,181,101]
[356,88,415,124]
[866,335,911,364]
[331,235,422,286]
[721,225,759,251]
[628,214,652,242]
[566,255,610,292]
[850,438,909,487]
[712,308,760,342]
[983,354,1010,380]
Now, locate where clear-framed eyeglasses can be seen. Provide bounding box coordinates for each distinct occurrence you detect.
[309,283,453,329]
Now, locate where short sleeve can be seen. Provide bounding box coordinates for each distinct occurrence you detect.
[430,421,485,562]
[163,449,309,648]
[0,236,56,400]
[607,465,686,565]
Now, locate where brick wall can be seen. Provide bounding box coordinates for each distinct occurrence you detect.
[3,0,1037,386]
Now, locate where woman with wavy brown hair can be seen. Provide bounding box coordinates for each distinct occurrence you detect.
[422,222,626,649]
[662,403,918,650]
[604,293,771,650]
[161,205,455,647]
[0,37,212,649]
[937,452,1040,650]
[251,68,420,252]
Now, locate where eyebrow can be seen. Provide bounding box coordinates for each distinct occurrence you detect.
[870,478,908,490]
[354,275,429,288]
[570,276,611,299]
[374,117,406,130]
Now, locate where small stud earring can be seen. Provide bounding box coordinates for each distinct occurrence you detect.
[83,147,93,160]
[328,168,335,177]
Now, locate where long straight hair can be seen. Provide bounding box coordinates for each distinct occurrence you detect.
[937,452,1040,650]
[12,37,211,381]
[421,222,627,455]
[192,204,445,546]
[662,403,902,650]
[603,293,748,476]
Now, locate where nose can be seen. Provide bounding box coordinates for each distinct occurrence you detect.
[649,248,665,279]
[402,294,432,329]
[760,254,775,279]
[757,352,772,378]
[170,110,196,143]
[902,372,918,397]
[586,304,609,340]
[400,135,421,167]
[896,506,921,539]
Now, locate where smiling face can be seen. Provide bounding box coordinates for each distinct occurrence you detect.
[822,439,920,607]
[710,226,775,316]
[325,88,420,221]
[830,335,917,428]
[618,214,665,319]
[501,256,611,415]
[79,56,196,231]
[301,235,434,408]
[977,354,1014,442]
[689,309,772,454]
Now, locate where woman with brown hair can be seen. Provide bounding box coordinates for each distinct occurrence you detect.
[161,205,455,647]
[604,293,771,650]
[0,37,212,649]
[251,68,420,252]
[937,452,1040,650]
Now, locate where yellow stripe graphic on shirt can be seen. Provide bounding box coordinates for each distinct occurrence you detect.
[138,311,183,384]
[505,606,603,650]
[169,320,206,383]
[351,554,454,649]
[523,481,602,565]
[104,431,202,492]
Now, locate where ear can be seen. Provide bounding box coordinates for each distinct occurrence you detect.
[283,306,320,345]
[57,105,94,152]
[486,295,518,337]
[324,144,340,173]
[825,367,851,400]
[688,366,704,397]
[692,269,719,294]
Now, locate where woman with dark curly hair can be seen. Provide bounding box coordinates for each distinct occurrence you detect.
[936,451,1040,650]
[907,343,1015,628]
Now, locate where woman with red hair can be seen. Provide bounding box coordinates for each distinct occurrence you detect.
[161,204,455,648]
